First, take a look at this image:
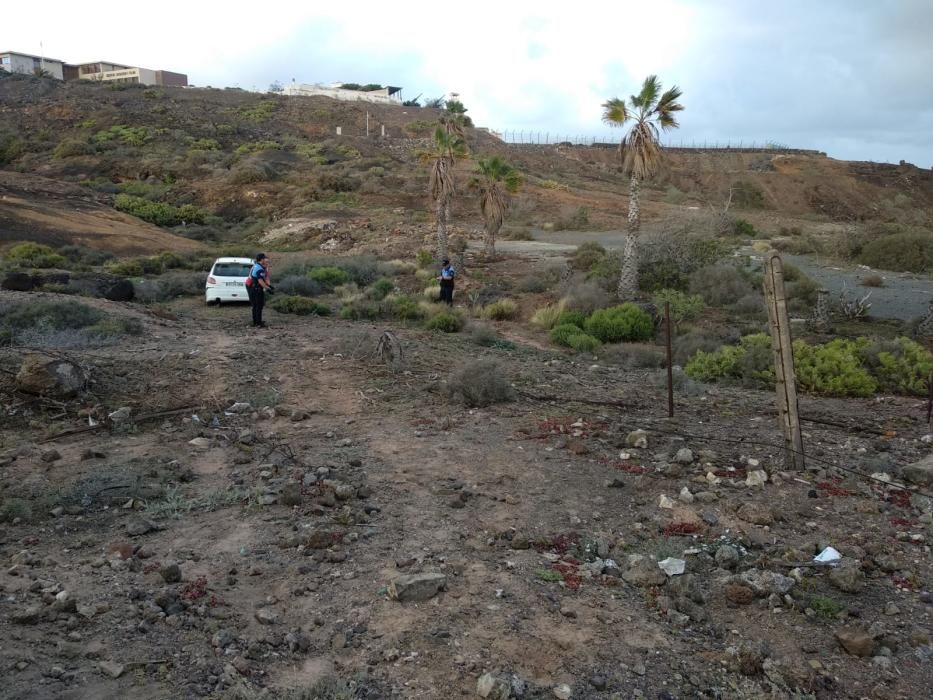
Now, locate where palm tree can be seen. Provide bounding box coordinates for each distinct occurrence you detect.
[418,125,468,261]
[470,157,522,257]
[602,75,684,299]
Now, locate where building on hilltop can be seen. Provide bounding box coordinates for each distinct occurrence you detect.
[283,82,403,105]
[72,61,188,87]
[0,51,66,79]
[0,50,187,87]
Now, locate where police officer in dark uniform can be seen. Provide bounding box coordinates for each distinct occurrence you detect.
[246,253,273,327]
[437,258,455,306]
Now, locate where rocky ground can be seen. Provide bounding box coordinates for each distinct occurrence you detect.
[1,290,932,700]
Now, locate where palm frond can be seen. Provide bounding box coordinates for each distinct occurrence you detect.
[635,75,661,109]
[601,98,629,126]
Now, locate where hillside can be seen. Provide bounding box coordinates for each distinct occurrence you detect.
[2,72,932,255]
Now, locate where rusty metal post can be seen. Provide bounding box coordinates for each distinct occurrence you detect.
[764,253,805,470]
[665,301,674,418]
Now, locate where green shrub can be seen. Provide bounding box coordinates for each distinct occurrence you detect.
[664,186,687,204]
[562,280,611,313]
[275,276,325,297]
[731,180,767,209]
[308,266,350,288]
[793,339,876,397]
[685,334,773,386]
[639,230,726,293]
[106,259,145,276]
[270,295,330,315]
[426,311,463,333]
[338,300,381,320]
[53,139,94,158]
[732,219,756,237]
[859,232,933,273]
[93,125,149,146]
[86,318,144,337]
[572,241,606,271]
[652,289,705,326]
[189,138,221,151]
[0,299,141,345]
[568,333,602,353]
[391,296,425,320]
[555,310,586,329]
[0,132,25,165]
[480,299,518,320]
[551,323,585,347]
[530,301,567,330]
[3,242,66,269]
[860,337,933,395]
[584,303,654,343]
[113,194,209,227]
[234,140,281,155]
[415,249,433,269]
[367,277,396,300]
[236,100,278,123]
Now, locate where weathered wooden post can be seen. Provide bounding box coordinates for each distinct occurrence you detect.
[664,302,674,418]
[763,252,805,470]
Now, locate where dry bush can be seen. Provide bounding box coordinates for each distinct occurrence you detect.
[530,300,567,330]
[601,343,667,369]
[560,279,610,314]
[861,274,885,288]
[688,264,754,307]
[446,359,513,407]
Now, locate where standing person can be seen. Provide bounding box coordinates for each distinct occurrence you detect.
[437,258,455,306]
[246,253,273,327]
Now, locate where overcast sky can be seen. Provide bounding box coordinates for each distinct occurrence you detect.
[5,0,932,166]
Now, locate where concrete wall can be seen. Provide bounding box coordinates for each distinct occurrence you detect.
[155,70,188,87]
[0,53,64,79]
[283,84,401,104]
[77,66,159,85]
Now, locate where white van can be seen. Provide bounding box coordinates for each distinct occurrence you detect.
[205,257,254,304]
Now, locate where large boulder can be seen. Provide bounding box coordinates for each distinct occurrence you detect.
[15,354,87,398]
[1,272,34,292]
[104,279,135,302]
[900,454,933,487]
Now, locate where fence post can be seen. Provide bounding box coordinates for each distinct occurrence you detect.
[665,302,674,418]
[763,253,806,470]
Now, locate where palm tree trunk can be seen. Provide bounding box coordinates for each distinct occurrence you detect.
[617,175,640,300]
[436,197,449,261]
[483,221,499,258]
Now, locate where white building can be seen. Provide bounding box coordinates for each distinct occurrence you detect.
[283,82,402,104]
[0,51,65,80]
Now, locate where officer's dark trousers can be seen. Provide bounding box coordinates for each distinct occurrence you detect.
[440,280,454,305]
[248,286,265,325]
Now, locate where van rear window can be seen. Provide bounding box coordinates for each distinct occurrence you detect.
[212,263,252,277]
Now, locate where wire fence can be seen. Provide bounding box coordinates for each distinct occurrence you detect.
[495,130,823,154]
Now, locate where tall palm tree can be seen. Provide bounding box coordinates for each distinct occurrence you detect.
[602,75,684,299]
[470,156,522,257]
[418,125,468,261]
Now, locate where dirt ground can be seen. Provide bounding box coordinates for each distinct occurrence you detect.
[1,279,931,700]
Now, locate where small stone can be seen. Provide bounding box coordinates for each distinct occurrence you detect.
[828,562,865,594]
[589,676,607,691]
[724,584,754,605]
[626,430,648,449]
[658,557,686,576]
[40,448,62,463]
[160,562,182,583]
[553,684,572,700]
[476,672,511,699]
[835,629,876,657]
[701,510,719,526]
[125,517,157,536]
[678,487,694,504]
[108,407,132,423]
[280,482,303,506]
[12,605,42,625]
[715,545,740,569]
[900,454,933,487]
[226,402,252,414]
[388,573,447,602]
[674,448,694,464]
[99,660,125,679]
[50,506,64,517]
[736,502,773,525]
[658,494,675,509]
[745,470,768,487]
[623,554,667,587]
[255,608,278,625]
[188,437,212,449]
[884,602,900,616]
[290,410,311,422]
